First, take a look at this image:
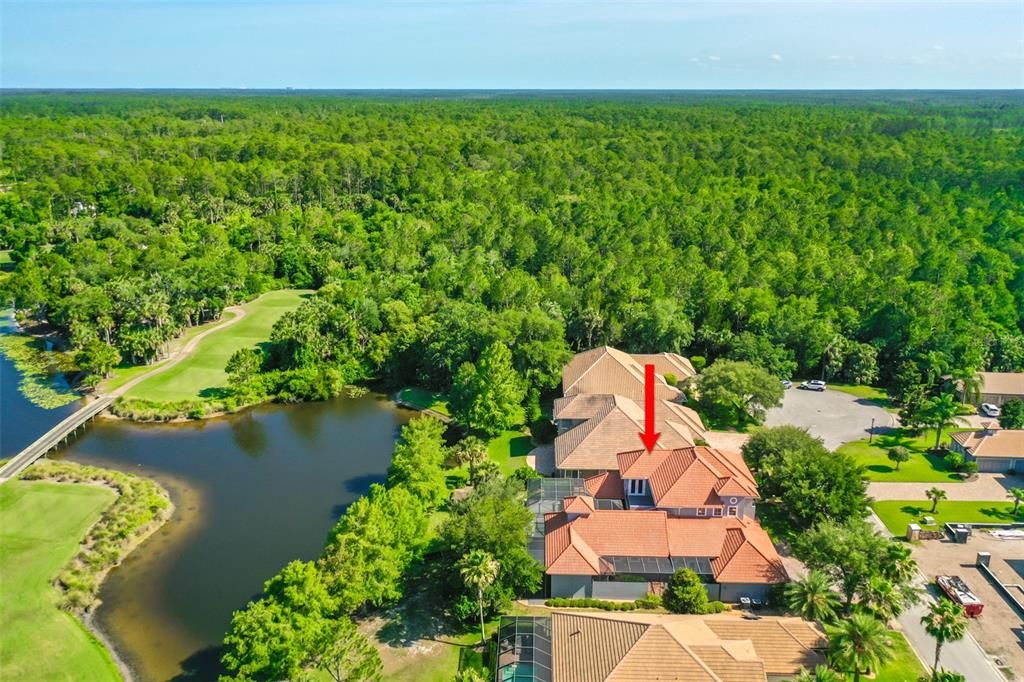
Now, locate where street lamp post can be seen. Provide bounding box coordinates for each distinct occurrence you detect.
[869,418,876,444]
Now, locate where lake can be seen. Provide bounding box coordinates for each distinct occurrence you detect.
[1,347,412,681]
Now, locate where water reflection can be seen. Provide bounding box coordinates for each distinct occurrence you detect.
[55,394,412,681]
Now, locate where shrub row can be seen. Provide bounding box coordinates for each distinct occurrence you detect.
[21,459,172,612]
[544,595,727,614]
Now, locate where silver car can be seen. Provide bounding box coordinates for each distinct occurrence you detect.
[980,403,1001,418]
[799,380,827,392]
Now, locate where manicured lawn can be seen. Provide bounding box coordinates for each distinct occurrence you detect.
[0,480,121,681]
[838,427,974,482]
[397,387,450,416]
[126,289,310,401]
[873,500,1024,535]
[828,383,898,412]
[872,631,927,682]
[487,429,534,474]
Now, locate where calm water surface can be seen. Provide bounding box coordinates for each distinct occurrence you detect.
[2,344,411,681]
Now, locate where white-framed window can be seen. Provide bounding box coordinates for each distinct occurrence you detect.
[712,507,723,517]
[697,507,707,517]
[727,506,738,517]
[627,479,646,496]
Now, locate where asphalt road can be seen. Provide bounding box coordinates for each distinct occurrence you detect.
[764,386,895,449]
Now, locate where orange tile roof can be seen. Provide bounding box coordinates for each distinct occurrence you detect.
[545,508,787,584]
[583,471,624,499]
[554,395,708,471]
[548,612,825,681]
[563,495,597,514]
[617,447,758,508]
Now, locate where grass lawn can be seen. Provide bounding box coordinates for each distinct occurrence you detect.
[829,383,898,413]
[873,500,1024,535]
[125,289,310,401]
[872,631,927,682]
[487,429,534,474]
[0,480,121,681]
[838,427,974,482]
[397,387,450,416]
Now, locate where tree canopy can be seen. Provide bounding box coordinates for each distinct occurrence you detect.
[2,92,1022,405]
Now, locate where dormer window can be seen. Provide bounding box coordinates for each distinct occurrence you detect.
[627,479,646,496]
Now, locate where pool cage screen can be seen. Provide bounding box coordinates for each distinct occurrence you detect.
[495,616,553,682]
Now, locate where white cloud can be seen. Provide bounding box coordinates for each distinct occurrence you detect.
[770,53,783,62]
[688,57,700,63]
[708,55,721,61]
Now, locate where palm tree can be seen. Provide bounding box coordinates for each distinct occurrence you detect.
[1008,487,1024,515]
[785,571,841,623]
[450,436,488,486]
[459,549,499,646]
[826,613,894,682]
[922,393,967,450]
[921,599,967,679]
[950,367,983,405]
[926,487,948,514]
[862,576,905,621]
[918,351,950,387]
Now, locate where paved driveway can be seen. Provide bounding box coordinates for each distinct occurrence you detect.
[764,387,895,450]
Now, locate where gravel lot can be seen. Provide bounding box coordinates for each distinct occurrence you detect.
[764,387,895,449]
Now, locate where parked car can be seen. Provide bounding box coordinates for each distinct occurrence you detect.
[780,379,793,389]
[980,403,1001,418]
[799,380,827,391]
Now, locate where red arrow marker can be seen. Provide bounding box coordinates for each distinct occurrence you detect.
[638,363,660,453]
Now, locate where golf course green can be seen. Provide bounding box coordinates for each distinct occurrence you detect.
[125,289,310,402]
[0,480,121,681]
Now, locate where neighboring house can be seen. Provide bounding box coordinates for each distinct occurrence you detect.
[950,424,1024,473]
[977,372,1024,406]
[543,499,788,601]
[616,447,759,519]
[562,346,695,402]
[495,611,826,682]
[552,394,708,476]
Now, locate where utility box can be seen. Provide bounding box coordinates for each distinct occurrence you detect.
[907,523,921,542]
[954,526,970,544]
[977,551,991,567]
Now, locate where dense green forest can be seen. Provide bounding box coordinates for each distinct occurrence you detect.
[1,92,1022,403]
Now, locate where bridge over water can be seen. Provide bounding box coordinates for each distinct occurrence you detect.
[0,395,113,483]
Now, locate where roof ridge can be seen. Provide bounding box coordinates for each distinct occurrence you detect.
[565,347,612,393]
[776,620,815,654]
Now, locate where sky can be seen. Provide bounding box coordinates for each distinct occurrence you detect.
[2,0,1022,89]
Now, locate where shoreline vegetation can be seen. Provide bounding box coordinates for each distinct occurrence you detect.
[0,313,80,409]
[2,459,173,681]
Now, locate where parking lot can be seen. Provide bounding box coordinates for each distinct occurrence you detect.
[764,386,895,449]
[910,532,1024,679]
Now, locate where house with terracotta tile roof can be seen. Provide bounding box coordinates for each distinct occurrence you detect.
[495,611,826,682]
[552,394,708,476]
[950,423,1024,473]
[616,447,759,519]
[561,346,694,402]
[543,500,787,602]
